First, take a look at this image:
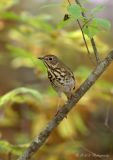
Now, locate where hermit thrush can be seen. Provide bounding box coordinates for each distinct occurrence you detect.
[38,55,76,100]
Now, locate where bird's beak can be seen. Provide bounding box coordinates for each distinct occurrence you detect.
[38,57,43,60]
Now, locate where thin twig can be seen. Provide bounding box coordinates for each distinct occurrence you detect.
[82,147,103,160]
[77,19,95,65]
[67,0,71,5]
[91,38,100,63]
[75,0,100,64]
[105,92,113,132]
[8,152,12,160]
[67,0,94,64]
[81,17,93,30]
[77,19,90,56]
[105,104,110,128]
[18,50,113,160]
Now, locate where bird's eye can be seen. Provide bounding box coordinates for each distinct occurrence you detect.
[49,57,52,61]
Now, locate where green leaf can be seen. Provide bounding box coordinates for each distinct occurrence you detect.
[93,18,111,30]
[28,18,54,32]
[83,17,111,38]
[67,4,82,19]
[7,45,38,67]
[0,11,20,20]
[7,45,33,58]
[0,140,29,156]
[0,87,42,107]
[83,25,100,38]
[7,45,47,72]
[91,4,105,14]
[57,18,73,29]
[0,140,11,152]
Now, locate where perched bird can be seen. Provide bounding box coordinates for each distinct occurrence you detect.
[38,55,76,100]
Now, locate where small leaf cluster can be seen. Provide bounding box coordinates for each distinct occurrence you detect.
[67,3,111,38]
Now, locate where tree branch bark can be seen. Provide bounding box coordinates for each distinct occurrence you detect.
[18,50,113,160]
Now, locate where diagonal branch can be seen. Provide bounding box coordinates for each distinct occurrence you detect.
[18,50,113,160]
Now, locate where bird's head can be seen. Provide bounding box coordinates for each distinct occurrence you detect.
[38,55,58,68]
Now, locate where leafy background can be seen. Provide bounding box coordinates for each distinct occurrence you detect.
[0,0,113,159]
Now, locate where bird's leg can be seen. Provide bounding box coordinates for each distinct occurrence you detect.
[55,93,67,118]
[55,93,62,116]
[65,92,74,102]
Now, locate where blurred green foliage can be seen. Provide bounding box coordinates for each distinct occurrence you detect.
[0,0,113,160]
[0,140,28,156]
[0,0,18,11]
[0,87,42,107]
